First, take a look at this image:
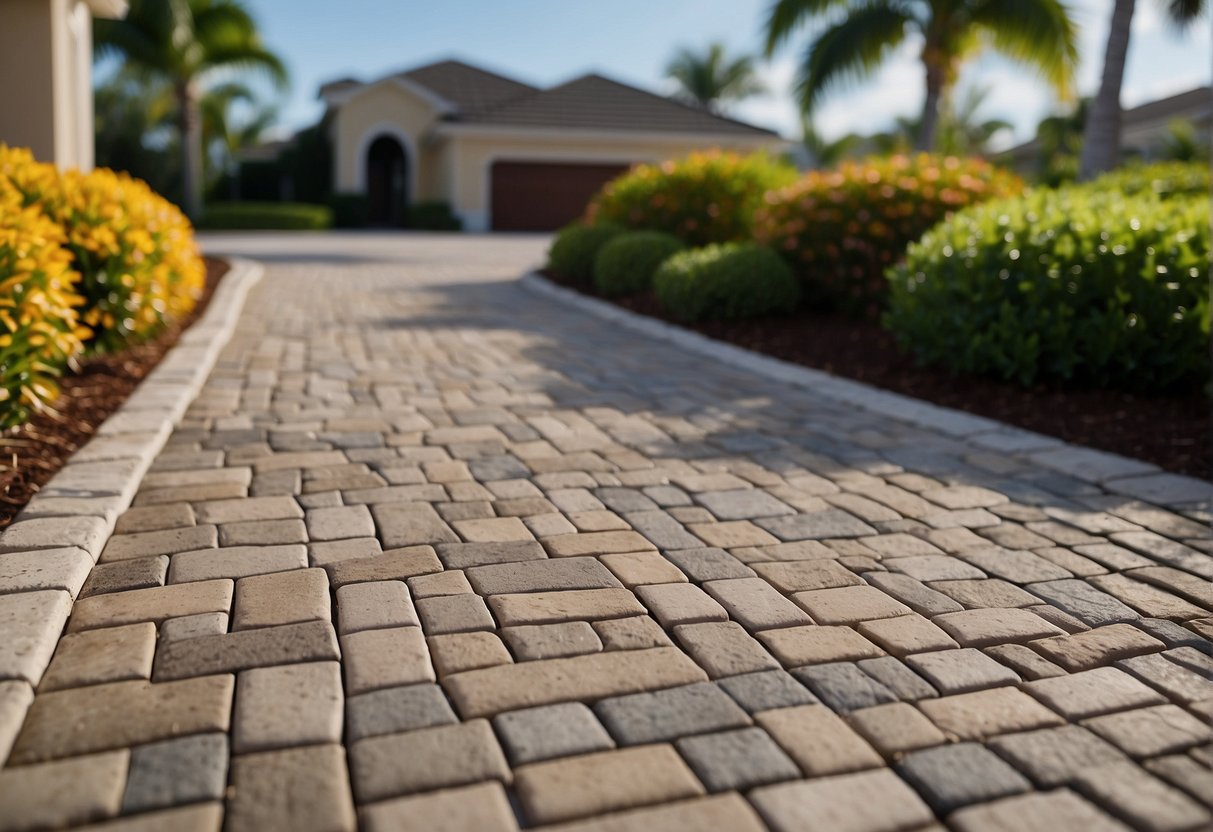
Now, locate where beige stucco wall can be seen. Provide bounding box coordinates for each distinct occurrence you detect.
[0,0,97,169]
[332,82,443,199]
[444,132,781,231]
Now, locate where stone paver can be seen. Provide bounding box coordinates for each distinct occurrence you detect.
[2,234,1208,830]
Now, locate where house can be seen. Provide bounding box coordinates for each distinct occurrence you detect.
[999,86,1211,174]
[317,59,784,231]
[0,0,127,169]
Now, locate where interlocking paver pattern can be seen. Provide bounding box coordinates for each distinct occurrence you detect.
[0,234,1209,830]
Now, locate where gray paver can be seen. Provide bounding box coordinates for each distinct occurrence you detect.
[594,682,751,744]
[676,727,801,792]
[122,733,228,812]
[897,742,1032,814]
[493,702,615,764]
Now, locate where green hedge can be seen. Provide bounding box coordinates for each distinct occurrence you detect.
[407,201,462,231]
[327,194,369,228]
[593,231,685,297]
[885,186,1209,391]
[199,201,333,230]
[1081,161,1208,200]
[654,243,799,322]
[547,223,624,283]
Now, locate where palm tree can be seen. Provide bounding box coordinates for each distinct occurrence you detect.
[1078,0,1206,179]
[666,43,766,113]
[200,82,278,196]
[802,122,864,166]
[936,85,1012,156]
[94,0,287,218]
[764,0,1079,151]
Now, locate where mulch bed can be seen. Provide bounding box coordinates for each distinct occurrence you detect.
[0,258,229,529]
[545,273,1210,481]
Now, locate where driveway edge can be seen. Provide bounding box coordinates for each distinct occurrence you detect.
[520,272,1211,511]
[0,256,264,761]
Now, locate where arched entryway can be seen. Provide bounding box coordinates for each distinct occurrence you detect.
[366,135,408,227]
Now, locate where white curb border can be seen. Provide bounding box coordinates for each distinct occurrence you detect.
[0,256,263,762]
[520,272,1212,513]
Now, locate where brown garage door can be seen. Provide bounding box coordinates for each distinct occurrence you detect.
[490,161,631,232]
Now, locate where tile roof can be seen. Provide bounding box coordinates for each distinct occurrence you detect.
[319,60,778,138]
[397,60,538,113]
[454,73,779,137]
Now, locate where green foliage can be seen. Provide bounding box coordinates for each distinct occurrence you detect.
[653,243,800,322]
[327,194,369,228]
[593,232,685,297]
[665,43,765,112]
[588,152,797,246]
[547,223,625,283]
[885,187,1210,392]
[1081,161,1209,201]
[199,201,333,230]
[755,154,1023,316]
[407,201,462,231]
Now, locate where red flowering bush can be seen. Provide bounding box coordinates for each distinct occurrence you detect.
[754,154,1023,316]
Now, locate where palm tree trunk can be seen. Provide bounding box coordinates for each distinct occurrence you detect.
[1079,0,1136,180]
[918,57,946,152]
[178,81,204,219]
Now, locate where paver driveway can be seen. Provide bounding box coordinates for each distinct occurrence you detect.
[1,232,1211,832]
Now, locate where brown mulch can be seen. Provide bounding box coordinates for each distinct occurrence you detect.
[547,274,1210,481]
[0,258,228,529]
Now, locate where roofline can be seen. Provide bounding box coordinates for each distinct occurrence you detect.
[540,71,781,138]
[433,122,786,146]
[321,75,458,114]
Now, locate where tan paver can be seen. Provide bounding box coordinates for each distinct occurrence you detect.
[226,743,356,832]
[342,626,434,694]
[359,781,519,832]
[40,622,156,691]
[751,769,935,832]
[67,580,232,632]
[349,719,510,803]
[514,745,704,825]
[756,704,884,776]
[0,749,129,830]
[10,675,233,763]
[231,567,330,630]
[232,661,344,753]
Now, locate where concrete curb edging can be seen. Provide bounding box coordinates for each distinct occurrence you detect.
[0,256,263,762]
[520,272,1212,512]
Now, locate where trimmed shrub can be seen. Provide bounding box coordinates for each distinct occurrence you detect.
[588,152,797,247]
[1,146,205,353]
[199,201,333,231]
[0,174,88,427]
[654,243,799,322]
[328,193,369,228]
[884,187,1209,392]
[754,154,1023,316]
[407,201,461,231]
[546,223,624,283]
[1080,161,1208,201]
[593,231,685,297]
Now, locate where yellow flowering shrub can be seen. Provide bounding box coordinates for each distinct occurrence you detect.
[0,172,89,428]
[0,145,205,353]
[588,151,798,247]
[754,154,1023,316]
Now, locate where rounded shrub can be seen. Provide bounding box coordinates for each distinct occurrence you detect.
[546,222,624,283]
[0,145,205,354]
[1080,161,1208,201]
[588,152,797,247]
[0,170,88,427]
[884,187,1209,392]
[653,243,799,322]
[592,231,685,297]
[754,154,1023,316]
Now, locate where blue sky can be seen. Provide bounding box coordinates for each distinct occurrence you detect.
[247,0,1210,149]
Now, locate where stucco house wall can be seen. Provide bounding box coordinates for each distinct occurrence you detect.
[0,0,123,169]
[332,82,444,199]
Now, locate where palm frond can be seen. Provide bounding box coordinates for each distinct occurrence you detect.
[1163,0,1207,29]
[764,0,855,54]
[970,0,1079,97]
[795,3,913,112]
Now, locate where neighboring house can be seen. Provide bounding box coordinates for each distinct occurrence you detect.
[999,86,1211,173]
[317,59,783,231]
[0,0,127,169]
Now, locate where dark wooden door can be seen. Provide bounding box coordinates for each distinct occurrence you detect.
[367,136,408,227]
[490,161,630,231]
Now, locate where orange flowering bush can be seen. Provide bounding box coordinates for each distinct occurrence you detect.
[754,154,1023,316]
[0,145,205,353]
[588,151,797,247]
[0,163,89,427]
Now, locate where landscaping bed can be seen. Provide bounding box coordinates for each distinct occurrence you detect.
[0,256,228,528]
[545,271,1209,481]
